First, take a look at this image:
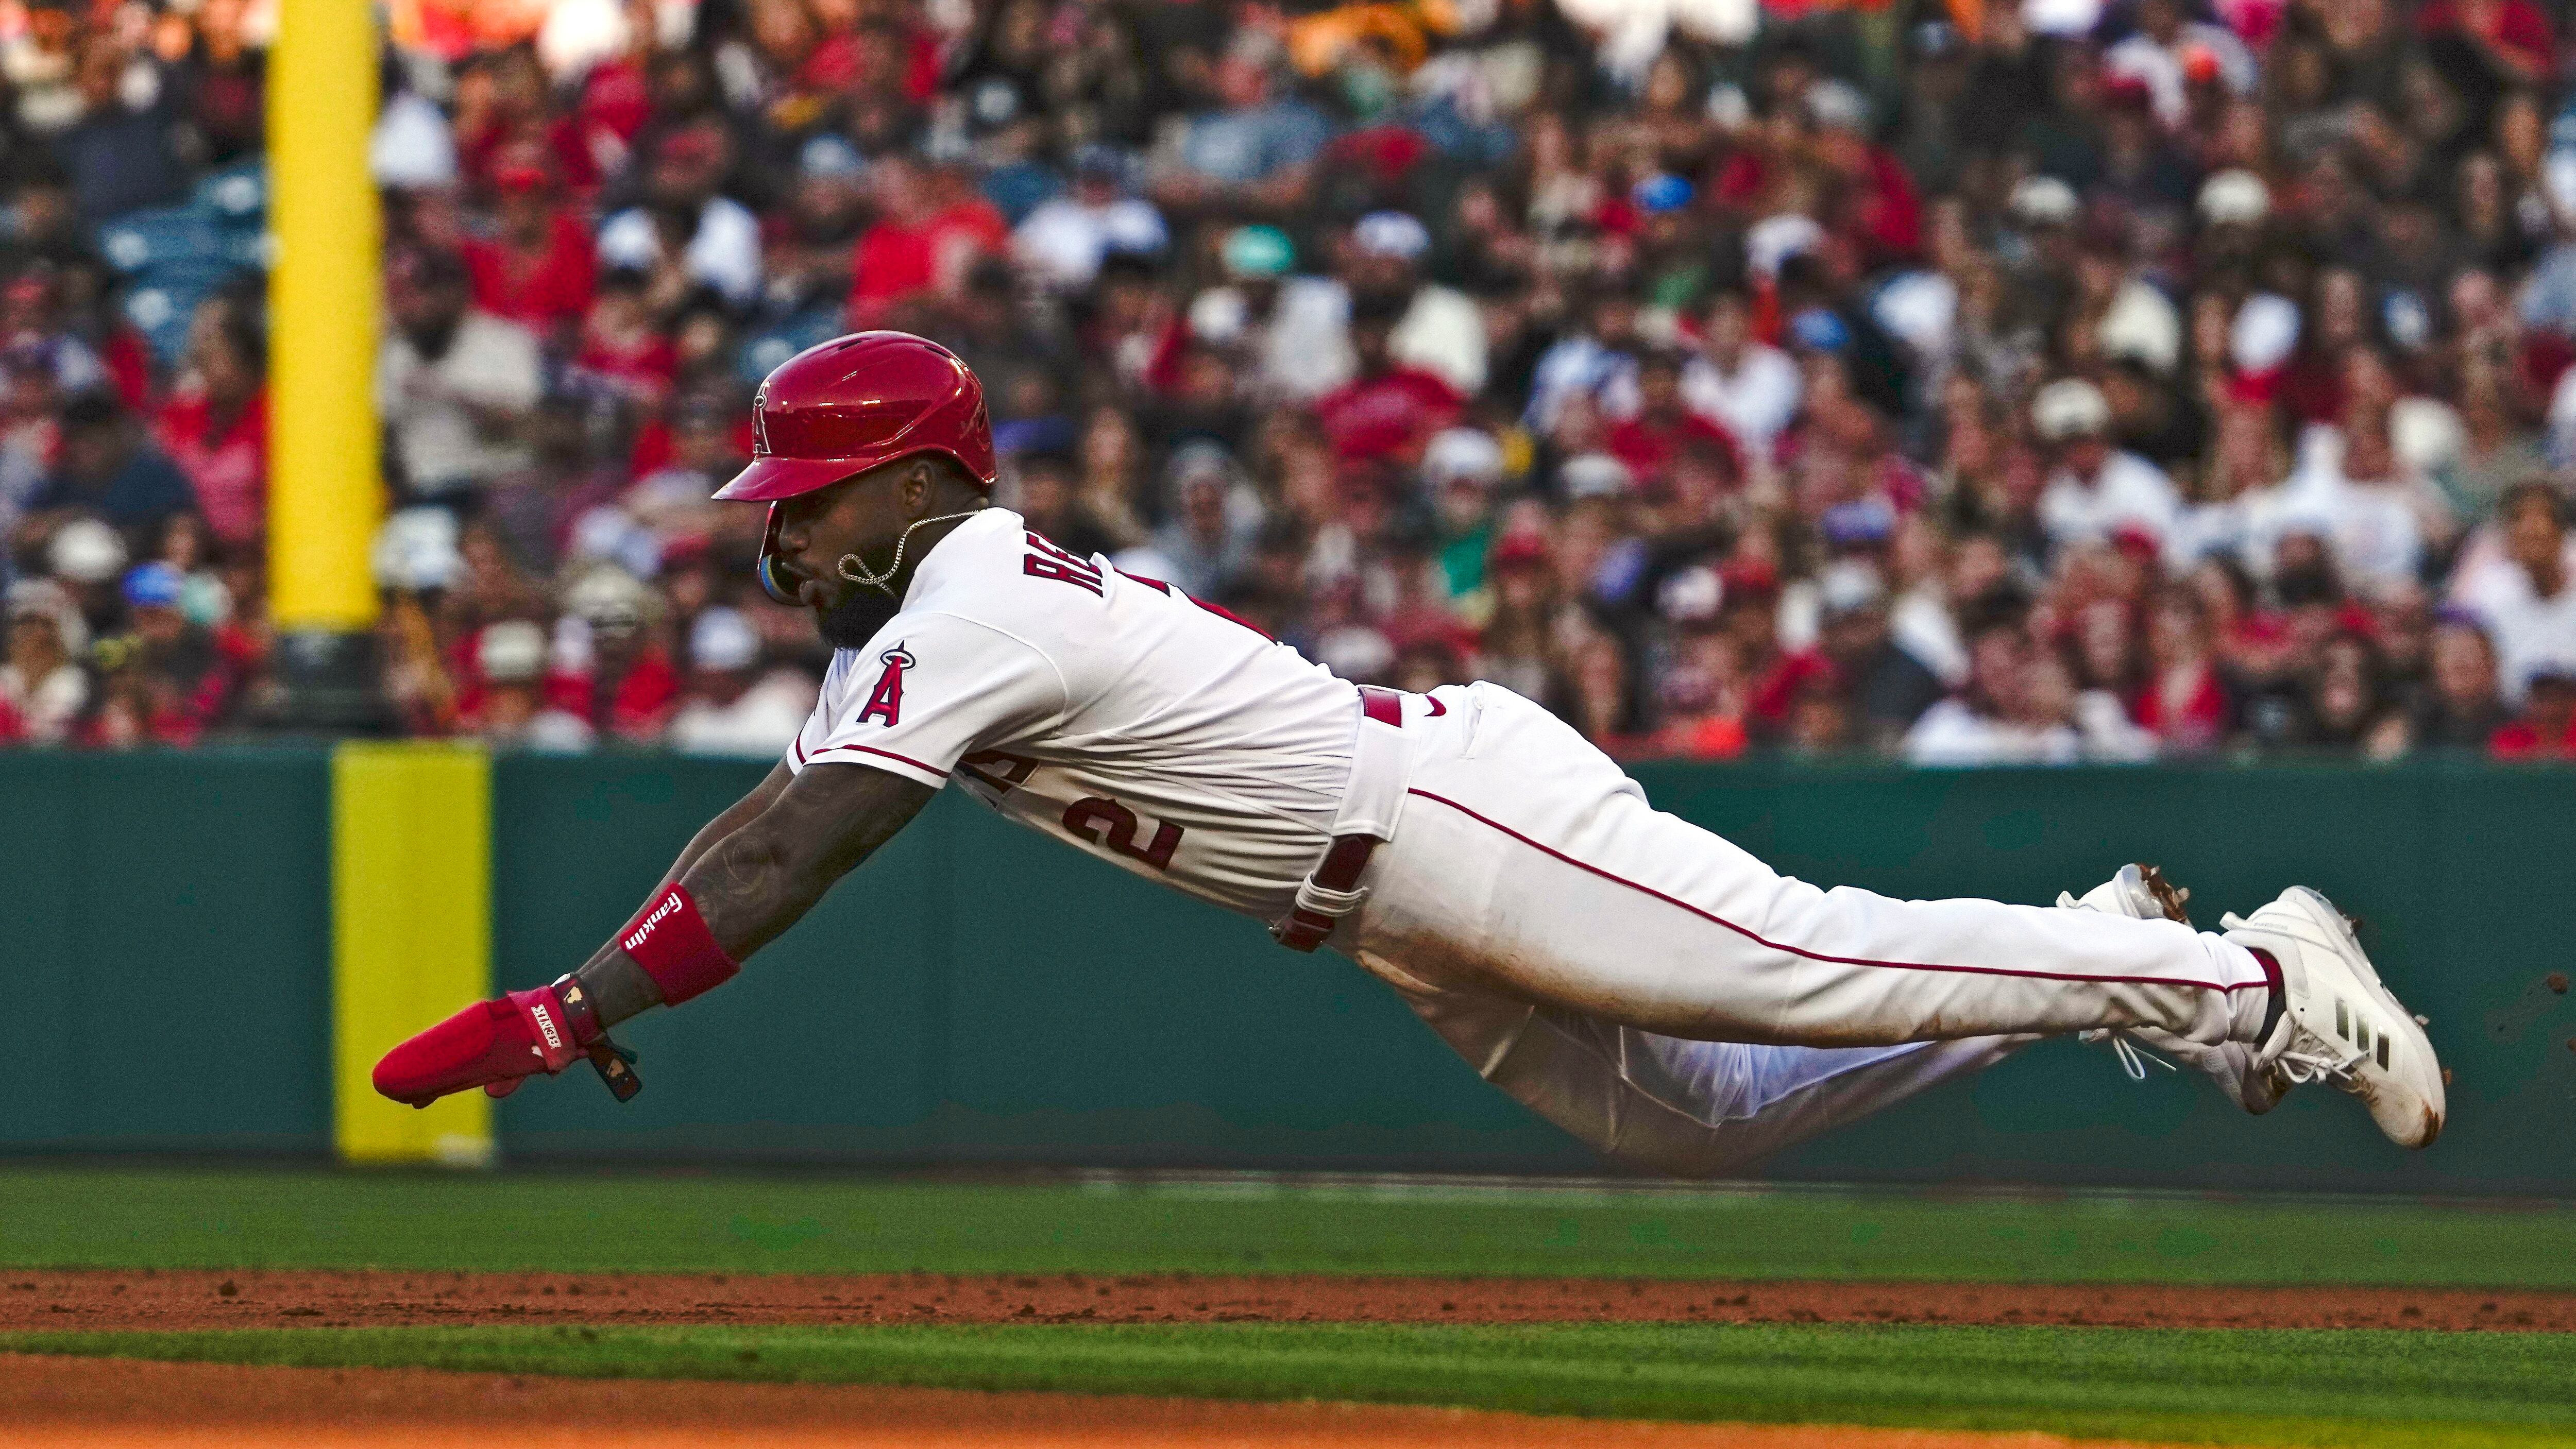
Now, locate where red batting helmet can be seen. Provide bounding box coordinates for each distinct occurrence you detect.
[714,331,997,503]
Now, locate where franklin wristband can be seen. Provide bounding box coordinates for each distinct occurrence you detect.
[618,883,740,1005]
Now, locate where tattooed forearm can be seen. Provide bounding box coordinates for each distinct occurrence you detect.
[680,826,824,961]
[567,763,939,1023]
[680,763,936,961]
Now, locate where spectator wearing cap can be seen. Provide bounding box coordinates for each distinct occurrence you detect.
[667,606,815,756]
[1802,80,1923,267]
[7,0,82,134]
[2,577,86,742]
[462,148,597,338]
[596,122,763,310]
[1118,441,1260,600]
[1524,291,1645,438]
[90,560,227,744]
[1891,21,1976,197]
[1469,525,1554,695]
[1993,174,2082,325]
[1185,225,1297,387]
[0,266,127,413]
[2033,378,2182,553]
[1311,291,1461,465]
[761,134,869,314]
[1420,427,1503,602]
[624,389,746,544]
[1011,147,1168,294]
[151,296,267,553]
[378,247,544,502]
[567,268,677,413]
[1754,560,1944,753]
[464,619,592,751]
[1350,211,1485,400]
[37,513,124,635]
[2194,169,2270,261]
[1645,615,1752,763]
[23,390,194,541]
[2104,0,2257,131]
[548,566,680,744]
[2416,0,2556,92]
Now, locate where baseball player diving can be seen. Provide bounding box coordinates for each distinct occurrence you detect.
[376,332,2447,1168]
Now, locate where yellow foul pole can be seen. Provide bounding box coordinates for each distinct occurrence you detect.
[266,0,381,639]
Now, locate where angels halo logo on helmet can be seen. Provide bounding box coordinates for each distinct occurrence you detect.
[717,331,997,605]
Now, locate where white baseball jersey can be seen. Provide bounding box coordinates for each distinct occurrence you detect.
[788,507,1359,918]
[787,509,2291,1182]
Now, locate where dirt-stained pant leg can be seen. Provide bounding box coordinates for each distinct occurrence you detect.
[1369,954,2035,1175]
[1346,683,2265,1174]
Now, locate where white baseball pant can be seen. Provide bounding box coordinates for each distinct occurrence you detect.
[1346,683,2273,1177]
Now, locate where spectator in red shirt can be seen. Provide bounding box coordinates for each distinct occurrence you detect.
[2130,587,2234,753]
[462,150,596,341]
[2418,0,2555,89]
[568,269,677,412]
[1606,349,1741,489]
[450,47,601,200]
[1312,295,1460,465]
[83,562,228,746]
[2492,668,2576,759]
[546,566,680,743]
[152,296,267,553]
[846,156,1008,325]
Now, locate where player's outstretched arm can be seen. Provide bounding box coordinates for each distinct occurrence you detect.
[655,760,793,890]
[371,762,936,1108]
[665,761,937,963]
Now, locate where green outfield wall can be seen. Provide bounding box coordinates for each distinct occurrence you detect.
[7,748,2575,1192]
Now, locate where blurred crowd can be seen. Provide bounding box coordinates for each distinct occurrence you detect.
[8,0,2576,762]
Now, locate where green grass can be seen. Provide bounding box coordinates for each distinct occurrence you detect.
[13,1167,2576,1444]
[5,1165,2575,1286]
[10,1321,2576,1448]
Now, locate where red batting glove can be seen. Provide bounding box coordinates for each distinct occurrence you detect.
[372,981,600,1107]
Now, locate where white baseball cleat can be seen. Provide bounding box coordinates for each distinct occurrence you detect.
[2221,887,2447,1149]
[2061,864,2288,1115]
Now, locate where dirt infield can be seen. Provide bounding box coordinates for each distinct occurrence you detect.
[0,1353,2203,1449]
[5,1267,2572,1332]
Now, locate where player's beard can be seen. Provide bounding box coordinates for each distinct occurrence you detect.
[815,580,902,650]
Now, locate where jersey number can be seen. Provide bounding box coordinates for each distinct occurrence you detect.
[1023,533,1104,595]
[1062,796,1182,872]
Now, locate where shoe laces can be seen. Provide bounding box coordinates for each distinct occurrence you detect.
[2080,1029,2178,1082]
[2275,1034,2365,1088]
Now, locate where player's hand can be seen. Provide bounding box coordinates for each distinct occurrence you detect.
[372,982,599,1107]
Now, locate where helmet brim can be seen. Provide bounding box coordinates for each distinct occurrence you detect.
[711,454,867,502]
